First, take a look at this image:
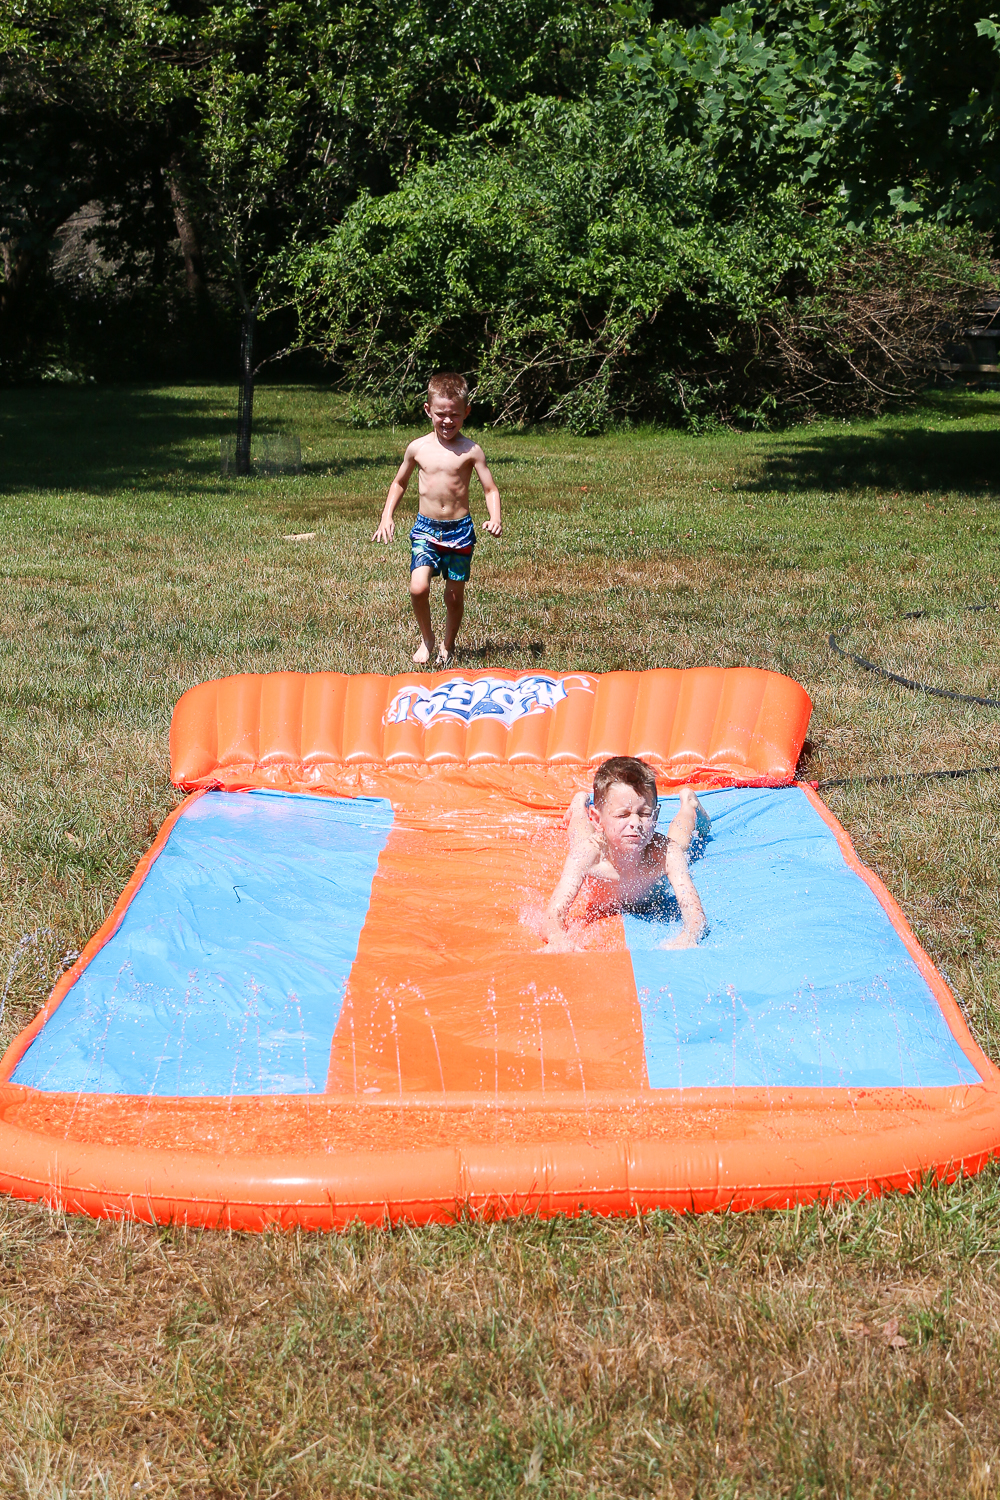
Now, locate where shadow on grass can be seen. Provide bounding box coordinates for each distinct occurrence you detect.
[0,385,400,494]
[0,385,235,493]
[748,421,1000,498]
[457,639,545,661]
[300,456,392,478]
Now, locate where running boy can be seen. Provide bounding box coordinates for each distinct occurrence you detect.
[544,757,710,951]
[372,372,502,665]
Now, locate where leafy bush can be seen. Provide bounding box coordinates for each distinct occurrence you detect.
[709,226,997,419]
[610,1,1000,232]
[275,103,993,429]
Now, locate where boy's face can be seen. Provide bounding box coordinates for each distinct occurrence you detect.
[424,395,471,443]
[588,782,659,856]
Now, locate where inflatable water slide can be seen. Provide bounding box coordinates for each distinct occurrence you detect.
[1,667,998,1229]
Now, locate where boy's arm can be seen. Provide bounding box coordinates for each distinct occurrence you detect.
[662,840,707,950]
[372,446,417,542]
[544,824,597,949]
[472,449,502,537]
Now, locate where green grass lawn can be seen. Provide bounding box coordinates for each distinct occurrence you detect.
[0,382,999,1497]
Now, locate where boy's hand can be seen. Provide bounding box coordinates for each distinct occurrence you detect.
[372,516,395,543]
[660,929,701,951]
[484,516,502,538]
[544,930,580,954]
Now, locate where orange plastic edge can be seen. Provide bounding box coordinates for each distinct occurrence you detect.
[0,1102,997,1230]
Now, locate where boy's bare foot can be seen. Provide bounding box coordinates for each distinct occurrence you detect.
[436,643,454,666]
[667,785,711,851]
[561,789,589,829]
[413,635,434,664]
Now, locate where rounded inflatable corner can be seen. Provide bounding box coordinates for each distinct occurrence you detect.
[170,680,221,788]
[749,674,813,782]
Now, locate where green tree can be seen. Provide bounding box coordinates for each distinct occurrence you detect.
[609,0,1000,231]
[0,0,617,376]
[276,99,991,429]
[0,0,185,365]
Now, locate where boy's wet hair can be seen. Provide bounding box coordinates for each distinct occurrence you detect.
[427,371,470,406]
[592,756,658,810]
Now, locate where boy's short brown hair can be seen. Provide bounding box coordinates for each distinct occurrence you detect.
[592,756,658,810]
[427,371,470,406]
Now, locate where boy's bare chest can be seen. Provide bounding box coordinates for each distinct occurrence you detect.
[416,440,474,483]
[586,846,665,902]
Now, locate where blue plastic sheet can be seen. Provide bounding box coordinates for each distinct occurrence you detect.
[12,790,393,1095]
[627,787,980,1089]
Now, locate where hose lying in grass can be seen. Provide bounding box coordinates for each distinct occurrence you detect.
[817,764,1000,791]
[824,611,1000,789]
[828,632,1000,709]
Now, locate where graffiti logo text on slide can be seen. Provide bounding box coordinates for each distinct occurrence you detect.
[385,674,595,729]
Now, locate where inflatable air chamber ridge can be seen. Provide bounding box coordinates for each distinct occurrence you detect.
[0,667,998,1230]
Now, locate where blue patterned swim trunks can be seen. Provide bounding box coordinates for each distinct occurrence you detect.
[410,513,477,582]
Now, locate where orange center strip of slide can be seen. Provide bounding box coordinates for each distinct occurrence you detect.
[326,780,649,1095]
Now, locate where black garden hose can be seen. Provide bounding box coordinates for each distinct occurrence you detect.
[821,611,1000,791]
[828,633,1000,709]
[817,764,1000,792]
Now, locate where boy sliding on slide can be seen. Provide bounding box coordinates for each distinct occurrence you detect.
[373,372,502,665]
[545,757,710,952]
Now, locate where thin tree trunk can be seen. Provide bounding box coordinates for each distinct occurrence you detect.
[0,241,34,317]
[235,305,255,476]
[165,164,208,301]
[150,167,168,285]
[0,241,40,364]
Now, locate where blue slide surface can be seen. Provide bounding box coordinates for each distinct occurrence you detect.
[11,790,393,1095]
[627,787,980,1089]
